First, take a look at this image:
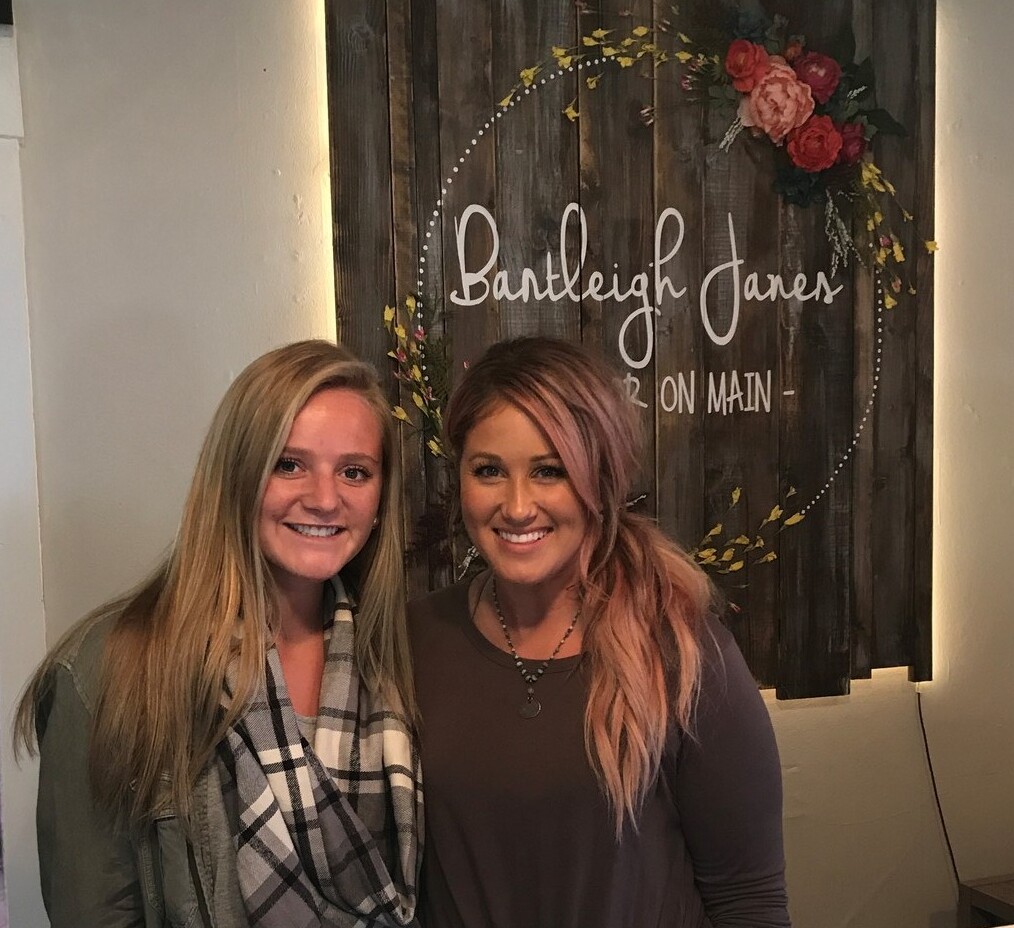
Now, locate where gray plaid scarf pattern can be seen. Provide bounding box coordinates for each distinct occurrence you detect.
[217,578,422,927]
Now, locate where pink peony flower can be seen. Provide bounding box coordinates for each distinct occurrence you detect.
[725,39,771,93]
[738,57,815,144]
[793,51,842,105]
[787,115,843,172]
[837,121,868,165]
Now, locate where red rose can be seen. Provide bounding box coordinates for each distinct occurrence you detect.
[837,121,868,165]
[725,39,771,92]
[793,51,842,104]
[787,115,843,172]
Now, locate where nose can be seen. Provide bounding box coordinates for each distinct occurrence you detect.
[304,470,340,513]
[501,477,536,524]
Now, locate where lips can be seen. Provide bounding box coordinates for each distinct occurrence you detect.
[495,528,550,544]
[287,523,344,538]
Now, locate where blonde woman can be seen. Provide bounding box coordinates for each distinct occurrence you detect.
[16,340,422,928]
[410,337,789,928]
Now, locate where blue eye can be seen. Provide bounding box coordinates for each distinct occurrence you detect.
[471,463,502,479]
[342,465,372,482]
[534,464,567,480]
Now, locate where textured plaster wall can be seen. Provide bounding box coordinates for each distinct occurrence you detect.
[14,0,336,644]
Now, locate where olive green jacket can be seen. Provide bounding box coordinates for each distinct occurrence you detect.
[35,617,248,928]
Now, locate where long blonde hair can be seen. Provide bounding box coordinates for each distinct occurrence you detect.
[15,339,410,828]
[445,337,714,835]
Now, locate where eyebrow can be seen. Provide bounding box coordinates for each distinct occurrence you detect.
[465,451,562,464]
[281,446,382,466]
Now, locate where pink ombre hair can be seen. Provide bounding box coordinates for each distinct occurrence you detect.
[445,337,715,835]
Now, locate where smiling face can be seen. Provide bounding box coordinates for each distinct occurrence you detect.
[258,386,384,603]
[460,402,589,598]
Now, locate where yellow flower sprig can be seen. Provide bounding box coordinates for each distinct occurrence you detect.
[497,24,664,116]
[690,486,805,575]
[383,295,445,458]
[858,158,937,306]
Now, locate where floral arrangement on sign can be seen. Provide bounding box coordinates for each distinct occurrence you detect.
[497,1,937,300]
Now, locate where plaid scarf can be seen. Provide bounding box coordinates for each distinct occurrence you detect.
[217,578,422,928]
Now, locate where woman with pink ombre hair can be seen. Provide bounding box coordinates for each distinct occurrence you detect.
[410,336,789,928]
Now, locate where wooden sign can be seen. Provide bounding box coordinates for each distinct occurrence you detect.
[326,0,934,697]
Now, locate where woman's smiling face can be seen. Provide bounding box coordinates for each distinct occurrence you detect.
[459,402,588,597]
[258,387,383,600]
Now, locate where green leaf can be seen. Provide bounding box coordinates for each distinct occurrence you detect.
[852,57,876,97]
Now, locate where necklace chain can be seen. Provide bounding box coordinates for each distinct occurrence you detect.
[491,579,580,696]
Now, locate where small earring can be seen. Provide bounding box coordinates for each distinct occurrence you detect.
[372,516,380,528]
[455,545,479,581]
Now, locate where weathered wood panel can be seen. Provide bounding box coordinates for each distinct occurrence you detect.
[492,0,581,341]
[909,0,935,683]
[327,0,935,696]
[579,0,658,512]
[774,0,854,698]
[652,0,706,555]
[326,0,394,375]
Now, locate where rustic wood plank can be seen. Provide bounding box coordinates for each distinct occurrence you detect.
[775,0,854,699]
[869,0,918,669]
[850,0,875,679]
[697,100,783,683]
[326,0,395,374]
[435,0,499,377]
[385,0,428,596]
[578,0,657,514]
[909,0,935,682]
[491,0,580,340]
[652,3,705,554]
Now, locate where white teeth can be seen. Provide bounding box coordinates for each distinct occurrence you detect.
[290,524,342,537]
[497,529,548,544]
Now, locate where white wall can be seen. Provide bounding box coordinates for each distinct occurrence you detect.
[924,0,1014,884]
[4,1,1014,927]
[0,25,47,928]
[15,0,336,643]
[5,1,335,923]
[770,3,1014,924]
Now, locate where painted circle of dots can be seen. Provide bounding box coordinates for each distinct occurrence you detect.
[799,269,887,516]
[407,50,878,521]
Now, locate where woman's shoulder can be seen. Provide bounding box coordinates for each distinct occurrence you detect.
[693,610,771,723]
[406,580,473,655]
[45,611,122,713]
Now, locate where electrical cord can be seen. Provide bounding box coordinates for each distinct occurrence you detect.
[916,686,960,887]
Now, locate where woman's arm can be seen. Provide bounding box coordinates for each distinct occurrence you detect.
[672,622,791,928]
[36,661,148,928]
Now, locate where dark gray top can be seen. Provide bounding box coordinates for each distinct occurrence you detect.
[409,581,790,928]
